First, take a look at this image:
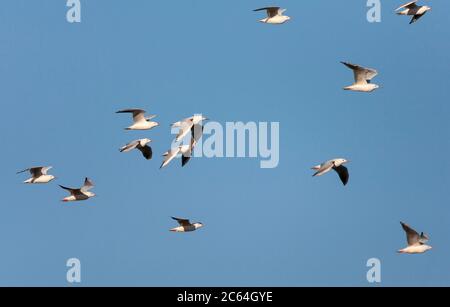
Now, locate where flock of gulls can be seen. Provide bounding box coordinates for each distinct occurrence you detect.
[17,108,208,232]
[17,2,434,249]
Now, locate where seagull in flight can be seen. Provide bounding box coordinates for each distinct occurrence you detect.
[172,114,208,143]
[160,139,197,169]
[398,222,432,254]
[253,7,291,24]
[312,158,349,186]
[170,217,204,232]
[59,177,96,202]
[120,138,153,160]
[341,62,379,92]
[116,109,159,130]
[396,1,431,24]
[17,166,55,184]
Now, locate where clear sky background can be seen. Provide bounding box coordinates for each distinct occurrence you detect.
[0,0,449,286]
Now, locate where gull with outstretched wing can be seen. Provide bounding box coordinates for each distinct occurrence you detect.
[17,166,55,184]
[59,177,96,202]
[116,108,159,130]
[170,217,204,232]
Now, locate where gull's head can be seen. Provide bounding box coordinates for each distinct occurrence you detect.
[425,245,432,251]
[141,138,152,146]
[48,175,56,181]
[87,192,96,198]
[334,158,349,166]
[194,222,204,229]
[425,6,432,11]
[192,114,208,124]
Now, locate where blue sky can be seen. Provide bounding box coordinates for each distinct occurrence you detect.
[0,0,449,286]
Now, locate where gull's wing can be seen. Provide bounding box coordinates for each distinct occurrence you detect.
[279,8,287,15]
[40,166,52,175]
[410,13,425,24]
[120,140,140,153]
[59,185,80,196]
[30,167,44,178]
[145,114,157,121]
[81,177,94,192]
[181,155,191,167]
[400,222,420,246]
[191,124,204,142]
[396,1,418,11]
[341,62,378,85]
[17,167,46,178]
[172,217,191,227]
[138,145,153,160]
[176,120,194,142]
[333,165,349,186]
[254,7,281,18]
[116,109,146,123]
[160,147,181,169]
[419,232,429,244]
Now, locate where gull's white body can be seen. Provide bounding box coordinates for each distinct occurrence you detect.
[398,245,432,254]
[343,84,379,93]
[62,191,95,202]
[18,166,55,184]
[312,158,347,176]
[312,158,350,186]
[24,175,55,184]
[259,15,290,24]
[397,5,430,16]
[170,223,203,232]
[120,138,151,152]
[127,121,158,131]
